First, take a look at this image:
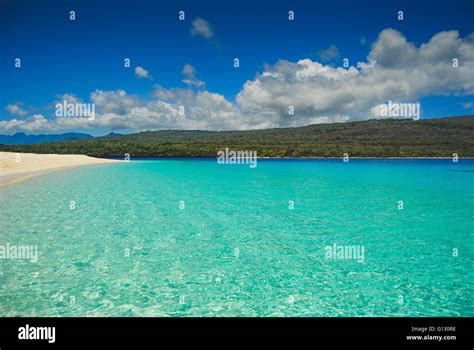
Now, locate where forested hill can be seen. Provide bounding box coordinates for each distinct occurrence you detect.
[1,116,474,158]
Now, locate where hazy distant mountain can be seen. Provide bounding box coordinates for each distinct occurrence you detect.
[0,132,93,145]
[104,132,123,137]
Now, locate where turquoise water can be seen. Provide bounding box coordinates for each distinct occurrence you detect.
[0,159,473,316]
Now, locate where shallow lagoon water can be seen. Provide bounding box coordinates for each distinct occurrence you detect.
[1,159,473,316]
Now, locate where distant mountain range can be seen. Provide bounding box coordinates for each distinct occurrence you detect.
[1,116,473,157]
[0,132,93,145]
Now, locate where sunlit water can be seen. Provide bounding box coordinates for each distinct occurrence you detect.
[1,159,473,316]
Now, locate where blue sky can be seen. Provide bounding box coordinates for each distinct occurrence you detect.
[1,0,474,135]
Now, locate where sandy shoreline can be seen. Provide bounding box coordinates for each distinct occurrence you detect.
[0,152,120,186]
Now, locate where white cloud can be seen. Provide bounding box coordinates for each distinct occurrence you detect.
[237,28,474,125]
[55,93,84,105]
[0,114,52,133]
[190,17,213,39]
[6,103,27,116]
[318,44,340,61]
[2,28,474,134]
[135,66,152,79]
[0,87,270,133]
[91,89,139,115]
[88,88,248,131]
[182,64,205,87]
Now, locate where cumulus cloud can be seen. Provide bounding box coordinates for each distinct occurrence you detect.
[91,89,140,115]
[190,17,213,39]
[86,88,250,131]
[0,87,271,133]
[135,66,152,79]
[0,114,52,133]
[6,103,27,116]
[55,93,84,105]
[2,28,474,134]
[318,44,340,61]
[237,28,474,125]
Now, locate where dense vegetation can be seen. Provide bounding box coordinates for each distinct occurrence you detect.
[1,116,474,158]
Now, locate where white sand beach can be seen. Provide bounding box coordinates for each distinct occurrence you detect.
[0,152,120,186]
